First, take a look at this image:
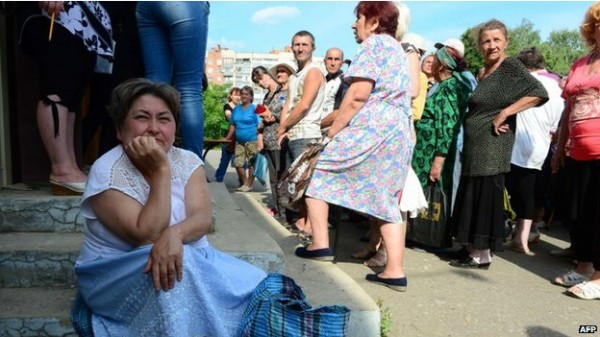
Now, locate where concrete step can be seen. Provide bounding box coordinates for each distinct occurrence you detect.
[231,192,381,337]
[0,232,81,288]
[0,287,77,337]
[0,186,84,233]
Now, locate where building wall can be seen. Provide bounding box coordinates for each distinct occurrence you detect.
[206,45,326,103]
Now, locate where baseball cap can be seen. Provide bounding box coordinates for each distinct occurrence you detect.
[402,32,426,54]
[434,38,465,57]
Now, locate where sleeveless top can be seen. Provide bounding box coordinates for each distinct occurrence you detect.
[286,62,325,140]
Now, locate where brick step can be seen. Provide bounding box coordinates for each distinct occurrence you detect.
[0,186,84,233]
[0,287,77,337]
[0,232,81,287]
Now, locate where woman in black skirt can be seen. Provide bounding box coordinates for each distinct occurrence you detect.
[449,19,548,269]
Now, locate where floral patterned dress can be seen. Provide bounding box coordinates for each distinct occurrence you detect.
[305,34,413,223]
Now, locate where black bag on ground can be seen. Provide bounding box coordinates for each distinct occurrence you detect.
[407,182,450,248]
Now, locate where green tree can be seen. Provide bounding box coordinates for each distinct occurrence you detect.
[203,83,230,140]
[505,19,542,57]
[540,29,586,75]
[461,27,483,74]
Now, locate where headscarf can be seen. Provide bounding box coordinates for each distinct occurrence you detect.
[435,47,471,89]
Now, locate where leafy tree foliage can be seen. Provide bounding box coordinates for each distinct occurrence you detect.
[460,19,586,77]
[203,83,230,139]
[540,29,586,75]
[505,19,542,57]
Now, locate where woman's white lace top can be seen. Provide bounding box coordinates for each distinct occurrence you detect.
[77,145,207,264]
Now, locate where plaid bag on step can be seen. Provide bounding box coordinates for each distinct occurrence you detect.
[238,273,350,337]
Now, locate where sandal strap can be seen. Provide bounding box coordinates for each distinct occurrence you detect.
[571,281,600,300]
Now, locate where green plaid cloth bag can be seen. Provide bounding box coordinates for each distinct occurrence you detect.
[238,273,350,337]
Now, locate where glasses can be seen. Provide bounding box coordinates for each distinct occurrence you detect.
[276,68,289,73]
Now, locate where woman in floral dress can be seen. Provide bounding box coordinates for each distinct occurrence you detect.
[295,1,414,292]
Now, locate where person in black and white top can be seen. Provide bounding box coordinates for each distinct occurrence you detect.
[320,47,349,133]
[19,1,115,195]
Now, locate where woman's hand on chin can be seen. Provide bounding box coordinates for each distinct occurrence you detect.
[124,136,170,176]
[144,226,184,291]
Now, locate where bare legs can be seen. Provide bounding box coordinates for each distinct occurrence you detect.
[303,196,407,279]
[512,218,533,252]
[376,218,406,279]
[235,164,255,189]
[304,197,329,249]
[36,97,86,184]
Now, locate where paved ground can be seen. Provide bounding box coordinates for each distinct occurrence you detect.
[203,149,598,337]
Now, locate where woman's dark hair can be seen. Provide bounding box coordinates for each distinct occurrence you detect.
[107,78,180,128]
[240,85,254,100]
[228,87,240,103]
[355,1,399,37]
[477,19,508,44]
[516,47,546,70]
[251,66,276,84]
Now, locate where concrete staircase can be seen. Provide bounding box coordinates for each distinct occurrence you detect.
[0,188,82,337]
[0,183,379,337]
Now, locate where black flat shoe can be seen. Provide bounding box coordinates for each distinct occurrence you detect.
[449,256,491,270]
[366,273,407,292]
[295,247,334,262]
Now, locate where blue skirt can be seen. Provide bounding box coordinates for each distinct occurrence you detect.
[75,244,266,337]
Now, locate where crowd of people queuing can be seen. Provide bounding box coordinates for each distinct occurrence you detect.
[217,0,600,301]
[15,0,600,335]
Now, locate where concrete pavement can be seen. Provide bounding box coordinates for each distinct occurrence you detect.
[203,149,598,337]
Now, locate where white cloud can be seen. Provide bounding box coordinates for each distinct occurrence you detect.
[207,37,247,51]
[251,6,300,25]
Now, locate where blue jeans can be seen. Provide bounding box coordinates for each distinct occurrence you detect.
[215,145,233,182]
[136,1,209,158]
[287,138,320,166]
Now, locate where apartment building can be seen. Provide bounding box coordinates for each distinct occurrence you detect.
[206,45,325,102]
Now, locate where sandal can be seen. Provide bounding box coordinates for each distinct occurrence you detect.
[351,246,377,260]
[364,250,387,267]
[297,230,313,244]
[504,241,534,256]
[565,281,600,300]
[553,270,591,287]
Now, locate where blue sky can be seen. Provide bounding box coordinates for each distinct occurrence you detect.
[208,1,592,60]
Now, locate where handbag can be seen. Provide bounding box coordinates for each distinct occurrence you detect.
[254,153,269,185]
[277,138,329,211]
[406,181,450,248]
[238,273,351,337]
